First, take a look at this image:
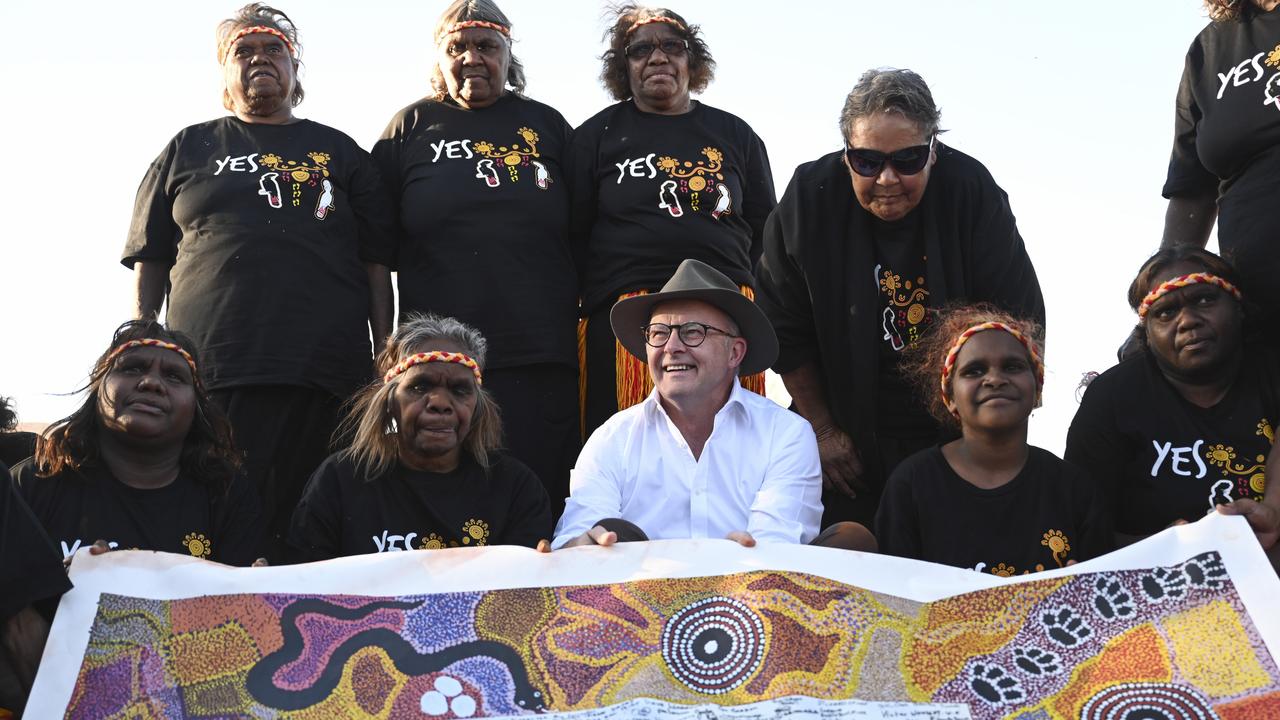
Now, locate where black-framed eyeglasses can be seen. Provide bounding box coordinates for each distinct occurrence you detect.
[624,39,689,60]
[844,135,935,178]
[642,322,738,348]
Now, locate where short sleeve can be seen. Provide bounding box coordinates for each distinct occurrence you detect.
[346,142,399,268]
[1,466,70,622]
[286,456,347,563]
[121,137,182,268]
[1162,46,1219,199]
[1066,463,1115,562]
[496,456,554,549]
[873,462,925,561]
[210,473,263,566]
[740,129,777,267]
[1064,376,1128,521]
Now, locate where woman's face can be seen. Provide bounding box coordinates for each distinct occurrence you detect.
[393,340,479,472]
[1143,261,1244,382]
[626,23,690,113]
[98,347,197,446]
[845,112,936,222]
[945,330,1038,435]
[438,27,510,109]
[222,30,297,120]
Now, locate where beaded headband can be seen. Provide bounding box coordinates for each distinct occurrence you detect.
[383,351,483,386]
[218,26,296,63]
[629,16,686,33]
[939,322,1045,407]
[1136,272,1242,322]
[106,339,199,378]
[443,20,511,37]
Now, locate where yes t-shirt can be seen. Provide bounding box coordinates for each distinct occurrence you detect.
[876,446,1112,576]
[287,452,553,562]
[870,213,937,435]
[122,117,397,396]
[1065,349,1277,536]
[11,460,262,566]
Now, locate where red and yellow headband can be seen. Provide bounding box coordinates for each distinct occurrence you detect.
[442,20,511,37]
[106,339,198,378]
[939,322,1045,406]
[628,15,686,33]
[218,26,296,63]
[1136,272,1242,322]
[383,351,483,386]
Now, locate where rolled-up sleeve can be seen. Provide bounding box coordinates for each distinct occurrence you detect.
[552,427,625,548]
[747,415,823,544]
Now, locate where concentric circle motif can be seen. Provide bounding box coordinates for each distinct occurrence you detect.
[660,596,765,695]
[1081,682,1220,720]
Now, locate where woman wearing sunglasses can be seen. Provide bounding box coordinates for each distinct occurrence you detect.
[568,5,776,439]
[1161,0,1280,346]
[755,67,1044,530]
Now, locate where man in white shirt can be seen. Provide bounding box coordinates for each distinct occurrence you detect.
[548,260,871,550]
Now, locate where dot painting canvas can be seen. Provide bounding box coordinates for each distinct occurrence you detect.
[27,514,1280,719]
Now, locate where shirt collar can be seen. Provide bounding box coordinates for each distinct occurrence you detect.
[644,379,750,423]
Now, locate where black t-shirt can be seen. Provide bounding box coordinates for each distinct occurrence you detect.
[569,101,776,311]
[876,446,1112,576]
[0,431,36,469]
[287,451,553,562]
[1164,9,1280,312]
[372,94,577,369]
[1,466,70,623]
[11,459,262,566]
[871,214,937,435]
[1065,348,1278,536]
[121,117,397,396]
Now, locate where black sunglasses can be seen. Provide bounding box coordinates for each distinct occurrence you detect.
[624,39,689,60]
[844,135,935,178]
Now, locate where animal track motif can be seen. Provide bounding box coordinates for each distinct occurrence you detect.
[1092,575,1135,620]
[1012,646,1062,676]
[1140,566,1189,602]
[1041,606,1092,647]
[969,663,1024,705]
[1181,552,1228,590]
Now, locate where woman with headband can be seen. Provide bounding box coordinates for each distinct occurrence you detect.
[755,68,1044,531]
[121,3,397,562]
[875,305,1111,575]
[570,5,776,439]
[373,0,578,516]
[1066,247,1279,556]
[287,314,553,561]
[1161,0,1280,343]
[10,321,261,566]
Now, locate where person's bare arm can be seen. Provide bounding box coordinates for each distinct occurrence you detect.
[1160,190,1217,250]
[364,262,394,350]
[133,261,170,320]
[780,361,864,497]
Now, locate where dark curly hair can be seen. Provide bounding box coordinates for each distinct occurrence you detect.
[600,5,715,101]
[35,320,240,491]
[1205,0,1263,22]
[0,396,16,432]
[898,303,1045,428]
[217,3,305,110]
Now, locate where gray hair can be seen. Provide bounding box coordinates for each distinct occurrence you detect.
[838,67,942,141]
[429,0,528,100]
[336,312,502,477]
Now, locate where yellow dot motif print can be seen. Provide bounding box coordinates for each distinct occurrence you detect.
[417,520,491,550]
[183,532,212,559]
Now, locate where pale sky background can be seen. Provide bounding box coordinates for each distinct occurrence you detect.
[0,0,1214,456]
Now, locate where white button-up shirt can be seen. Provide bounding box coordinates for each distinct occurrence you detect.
[553,382,823,547]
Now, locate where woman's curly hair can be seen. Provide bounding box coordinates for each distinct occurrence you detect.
[898,303,1045,428]
[599,5,715,101]
[35,320,239,492]
[1205,0,1262,22]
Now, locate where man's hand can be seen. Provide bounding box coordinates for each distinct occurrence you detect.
[814,424,864,498]
[1217,499,1280,549]
[725,531,756,548]
[539,525,619,552]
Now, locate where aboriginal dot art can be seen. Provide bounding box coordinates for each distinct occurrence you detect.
[62,551,1279,718]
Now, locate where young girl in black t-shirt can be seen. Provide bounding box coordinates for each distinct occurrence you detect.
[12,320,261,566]
[876,304,1111,576]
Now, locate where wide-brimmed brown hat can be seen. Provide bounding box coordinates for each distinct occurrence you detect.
[610,259,778,376]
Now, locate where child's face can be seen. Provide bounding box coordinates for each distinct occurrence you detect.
[945,330,1038,433]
